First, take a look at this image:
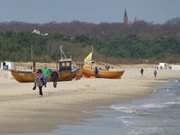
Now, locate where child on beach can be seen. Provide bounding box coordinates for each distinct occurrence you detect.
[33,69,45,96]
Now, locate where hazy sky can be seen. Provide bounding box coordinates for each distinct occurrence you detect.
[0,0,179,23]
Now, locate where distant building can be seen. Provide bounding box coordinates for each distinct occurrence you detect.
[43,33,49,36]
[123,9,128,25]
[32,29,41,35]
[0,61,14,70]
[157,63,170,70]
[32,29,48,36]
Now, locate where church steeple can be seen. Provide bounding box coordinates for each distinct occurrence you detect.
[123,8,128,25]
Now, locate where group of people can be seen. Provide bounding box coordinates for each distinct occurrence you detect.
[94,64,111,77]
[33,66,59,96]
[140,68,157,79]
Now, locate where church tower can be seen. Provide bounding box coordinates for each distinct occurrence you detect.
[123,9,128,25]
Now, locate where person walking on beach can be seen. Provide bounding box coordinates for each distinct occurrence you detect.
[42,65,49,87]
[140,68,144,76]
[33,69,45,96]
[51,70,59,88]
[154,70,157,79]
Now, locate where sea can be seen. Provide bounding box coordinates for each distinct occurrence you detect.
[7,79,180,135]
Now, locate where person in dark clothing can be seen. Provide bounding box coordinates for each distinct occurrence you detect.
[51,70,59,88]
[140,68,144,76]
[95,66,99,77]
[33,69,45,96]
[105,64,110,70]
[154,70,157,79]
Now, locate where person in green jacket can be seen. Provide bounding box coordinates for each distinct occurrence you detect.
[42,66,49,87]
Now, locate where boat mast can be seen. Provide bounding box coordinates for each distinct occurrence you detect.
[59,46,67,60]
[30,44,36,72]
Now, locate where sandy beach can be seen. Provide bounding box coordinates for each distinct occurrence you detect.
[0,67,180,134]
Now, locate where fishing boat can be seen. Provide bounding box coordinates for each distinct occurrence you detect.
[11,70,35,82]
[11,65,78,82]
[11,47,79,82]
[82,51,124,79]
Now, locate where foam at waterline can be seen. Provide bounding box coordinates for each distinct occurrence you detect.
[141,96,180,108]
[164,101,180,105]
[127,127,163,135]
[111,105,138,114]
[117,116,134,126]
[111,103,167,112]
[111,101,174,113]
[139,97,180,109]
[119,119,132,126]
[140,103,167,109]
[174,79,179,83]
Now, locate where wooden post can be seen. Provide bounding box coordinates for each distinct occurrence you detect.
[33,61,36,72]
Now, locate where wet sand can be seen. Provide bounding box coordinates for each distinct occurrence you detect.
[0,67,179,134]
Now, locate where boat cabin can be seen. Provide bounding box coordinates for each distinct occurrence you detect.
[58,58,72,72]
[0,61,14,70]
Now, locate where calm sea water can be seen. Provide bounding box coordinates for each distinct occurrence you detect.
[7,79,180,135]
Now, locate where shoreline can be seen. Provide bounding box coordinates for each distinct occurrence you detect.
[0,68,179,134]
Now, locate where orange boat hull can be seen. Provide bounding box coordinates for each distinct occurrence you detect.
[11,70,77,82]
[82,68,124,79]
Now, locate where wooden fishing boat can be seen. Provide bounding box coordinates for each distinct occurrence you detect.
[11,70,35,82]
[82,65,124,79]
[82,67,124,79]
[82,51,124,79]
[11,47,79,82]
[11,68,77,83]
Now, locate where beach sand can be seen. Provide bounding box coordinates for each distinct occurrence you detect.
[0,67,179,134]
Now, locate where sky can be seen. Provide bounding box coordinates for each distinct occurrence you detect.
[0,0,179,24]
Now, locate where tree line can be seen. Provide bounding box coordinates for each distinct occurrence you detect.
[0,18,180,63]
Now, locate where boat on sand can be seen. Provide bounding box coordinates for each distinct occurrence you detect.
[11,68,78,83]
[11,47,79,82]
[82,51,124,79]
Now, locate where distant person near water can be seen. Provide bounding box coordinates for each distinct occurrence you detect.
[51,70,59,88]
[42,66,50,87]
[140,68,144,76]
[154,70,157,79]
[33,69,45,96]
